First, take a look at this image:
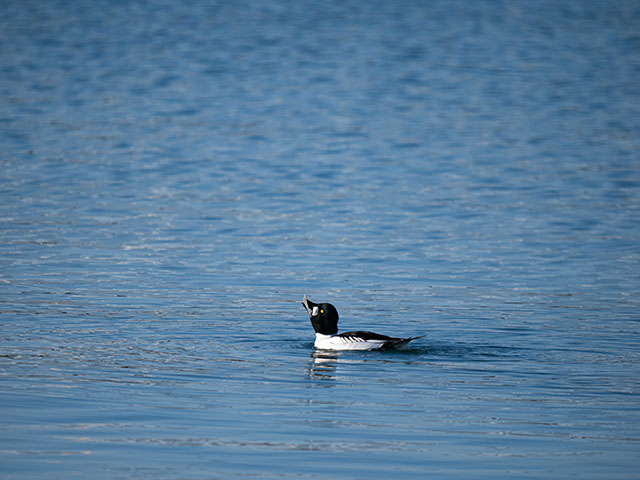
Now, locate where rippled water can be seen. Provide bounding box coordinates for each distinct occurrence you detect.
[1,0,640,478]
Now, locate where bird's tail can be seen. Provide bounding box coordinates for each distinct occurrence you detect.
[381,335,423,350]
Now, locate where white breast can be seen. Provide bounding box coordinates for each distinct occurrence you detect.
[314,333,385,351]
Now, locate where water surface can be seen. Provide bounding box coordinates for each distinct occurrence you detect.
[1,0,639,478]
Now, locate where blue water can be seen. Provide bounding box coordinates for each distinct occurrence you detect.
[2,0,640,478]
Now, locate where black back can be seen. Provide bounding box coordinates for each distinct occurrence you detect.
[337,331,393,341]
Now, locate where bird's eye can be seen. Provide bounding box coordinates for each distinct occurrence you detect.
[320,309,324,314]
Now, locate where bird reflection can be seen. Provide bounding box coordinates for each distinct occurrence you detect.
[308,350,338,380]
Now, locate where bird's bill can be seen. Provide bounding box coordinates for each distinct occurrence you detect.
[301,295,316,315]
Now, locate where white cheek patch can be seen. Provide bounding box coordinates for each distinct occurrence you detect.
[312,306,319,316]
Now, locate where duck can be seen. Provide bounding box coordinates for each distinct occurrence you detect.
[301,295,421,351]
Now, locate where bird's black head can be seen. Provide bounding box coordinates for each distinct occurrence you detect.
[301,295,339,335]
